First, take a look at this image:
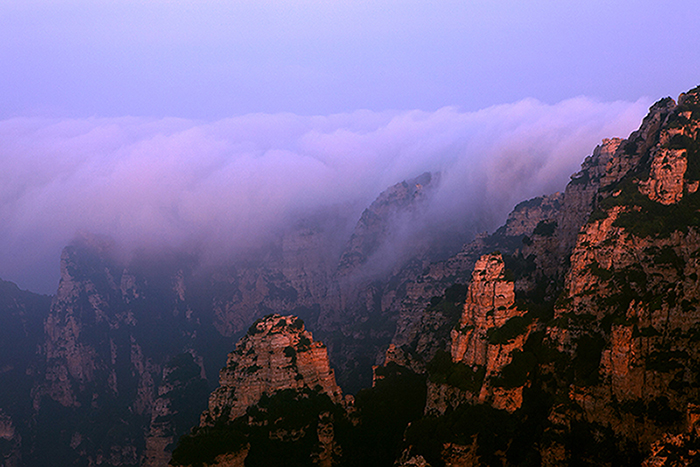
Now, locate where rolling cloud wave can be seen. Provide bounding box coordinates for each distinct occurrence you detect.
[0,97,651,292]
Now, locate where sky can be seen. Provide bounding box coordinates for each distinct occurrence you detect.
[2,0,699,118]
[1,0,699,293]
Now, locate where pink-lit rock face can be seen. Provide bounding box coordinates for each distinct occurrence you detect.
[639,147,688,205]
[449,253,532,412]
[637,95,700,206]
[201,314,342,425]
[451,254,522,365]
[452,254,519,365]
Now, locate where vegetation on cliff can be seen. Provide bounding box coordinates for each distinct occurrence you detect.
[174,84,700,466]
[3,85,700,466]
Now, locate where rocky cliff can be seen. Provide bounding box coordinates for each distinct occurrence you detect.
[3,84,700,466]
[0,167,455,466]
[448,253,533,413]
[172,314,347,467]
[201,314,343,425]
[391,85,700,466]
[385,191,562,375]
[169,85,700,465]
[21,235,226,466]
[540,86,700,463]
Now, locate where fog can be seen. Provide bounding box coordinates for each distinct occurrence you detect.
[0,97,651,293]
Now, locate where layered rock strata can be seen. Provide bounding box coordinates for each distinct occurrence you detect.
[391,86,700,466]
[4,84,700,466]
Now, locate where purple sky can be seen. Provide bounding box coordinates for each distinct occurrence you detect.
[2,0,698,118]
[0,0,698,293]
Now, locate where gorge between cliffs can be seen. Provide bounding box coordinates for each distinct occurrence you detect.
[2,85,700,466]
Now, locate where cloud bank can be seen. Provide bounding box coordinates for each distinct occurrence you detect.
[0,97,650,293]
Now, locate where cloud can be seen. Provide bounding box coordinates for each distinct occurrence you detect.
[0,97,650,293]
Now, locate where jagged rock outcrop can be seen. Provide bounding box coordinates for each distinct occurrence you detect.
[200,174,448,394]
[172,315,353,467]
[201,314,343,424]
[556,137,623,252]
[417,252,537,418]
[0,170,470,465]
[639,93,700,205]
[503,193,563,237]
[386,191,563,374]
[382,85,700,466]
[448,253,532,412]
[451,254,523,364]
[5,84,700,467]
[542,87,700,456]
[540,89,700,462]
[26,235,219,466]
[30,236,162,465]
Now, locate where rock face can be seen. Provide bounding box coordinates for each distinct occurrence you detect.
[27,235,214,467]
[384,85,700,466]
[638,93,699,205]
[172,315,350,467]
[541,87,700,458]
[450,253,531,412]
[4,85,700,466]
[196,171,446,395]
[557,137,624,252]
[451,254,522,364]
[202,314,343,424]
[0,169,454,465]
[639,146,689,204]
[385,191,562,375]
[30,238,155,465]
[142,353,208,467]
[0,279,50,466]
[208,211,345,340]
[502,193,564,237]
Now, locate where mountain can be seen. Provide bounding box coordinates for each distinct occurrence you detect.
[1,84,699,466]
[172,84,700,466]
[393,86,700,465]
[0,163,451,464]
[172,314,347,467]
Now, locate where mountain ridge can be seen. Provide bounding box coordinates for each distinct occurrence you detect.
[0,84,698,465]
[169,84,700,466]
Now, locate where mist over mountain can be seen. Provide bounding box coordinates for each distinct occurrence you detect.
[0,97,649,293]
[3,0,699,464]
[1,85,699,466]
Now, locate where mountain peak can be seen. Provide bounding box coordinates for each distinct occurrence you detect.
[200,314,342,424]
